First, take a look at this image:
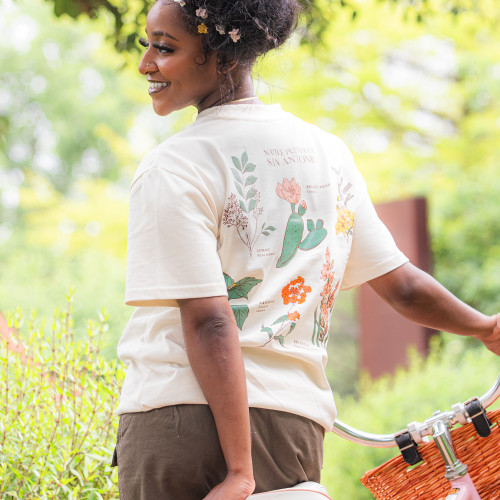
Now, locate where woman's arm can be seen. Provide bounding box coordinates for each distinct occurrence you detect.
[368,262,500,355]
[179,296,255,500]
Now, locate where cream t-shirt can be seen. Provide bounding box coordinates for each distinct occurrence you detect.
[117,103,408,430]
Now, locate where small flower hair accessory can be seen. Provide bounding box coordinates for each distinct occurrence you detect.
[198,22,208,34]
[174,0,186,6]
[228,28,241,43]
[215,24,226,35]
[195,7,208,19]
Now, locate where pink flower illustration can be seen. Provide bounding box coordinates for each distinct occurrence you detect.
[276,178,301,204]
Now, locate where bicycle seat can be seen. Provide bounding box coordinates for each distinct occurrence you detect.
[247,481,331,499]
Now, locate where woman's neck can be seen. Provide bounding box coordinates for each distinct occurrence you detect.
[197,69,258,112]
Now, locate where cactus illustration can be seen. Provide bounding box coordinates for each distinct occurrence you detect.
[276,179,327,268]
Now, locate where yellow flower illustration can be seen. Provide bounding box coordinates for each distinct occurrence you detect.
[335,207,355,235]
[198,22,208,34]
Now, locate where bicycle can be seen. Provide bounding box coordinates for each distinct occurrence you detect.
[247,373,500,499]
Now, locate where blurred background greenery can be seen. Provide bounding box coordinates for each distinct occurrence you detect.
[1,0,499,496]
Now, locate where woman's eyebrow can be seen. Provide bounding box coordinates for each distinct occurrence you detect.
[151,30,179,41]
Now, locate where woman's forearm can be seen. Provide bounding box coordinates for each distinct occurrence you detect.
[368,263,500,353]
[179,296,254,483]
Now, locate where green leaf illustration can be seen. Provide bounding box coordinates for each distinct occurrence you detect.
[245,175,257,186]
[241,151,248,167]
[246,187,257,200]
[231,168,243,184]
[263,231,270,236]
[264,226,276,231]
[232,156,242,171]
[248,199,256,212]
[289,322,297,334]
[235,183,244,198]
[272,314,289,325]
[239,200,247,213]
[261,326,273,339]
[223,273,235,290]
[244,163,256,173]
[231,305,249,330]
[228,277,262,300]
[275,335,285,346]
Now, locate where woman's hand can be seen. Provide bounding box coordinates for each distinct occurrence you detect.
[473,313,500,356]
[203,472,256,500]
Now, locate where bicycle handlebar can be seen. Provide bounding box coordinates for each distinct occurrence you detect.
[331,372,500,448]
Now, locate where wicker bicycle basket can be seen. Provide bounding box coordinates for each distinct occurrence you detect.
[361,408,500,499]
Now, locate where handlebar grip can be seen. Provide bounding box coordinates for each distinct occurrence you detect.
[465,398,492,438]
[395,431,422,465]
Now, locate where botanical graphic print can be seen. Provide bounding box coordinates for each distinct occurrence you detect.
[276,178,327,268]
[222,151,275,256]
[224,272,262,330]
[335,174,355,236]
[261,276,312,347]
[312,247,340,347]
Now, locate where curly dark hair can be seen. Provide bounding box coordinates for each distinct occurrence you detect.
[156,0,302,73]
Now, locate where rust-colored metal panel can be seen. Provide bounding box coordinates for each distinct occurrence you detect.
[359,197,435,379]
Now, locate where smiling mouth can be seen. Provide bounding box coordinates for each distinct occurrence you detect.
[149,82,171,94]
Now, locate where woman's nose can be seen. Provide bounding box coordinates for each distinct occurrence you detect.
[139,54,157,75]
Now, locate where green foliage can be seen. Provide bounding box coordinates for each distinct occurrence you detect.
[323,338,499,499]
[0,0,149,199]
[0,179,131,357]
[37,0,500,51]
[0,237,129,358]
[0,298,123,498]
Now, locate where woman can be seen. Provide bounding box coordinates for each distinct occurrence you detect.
[113,1,500,499]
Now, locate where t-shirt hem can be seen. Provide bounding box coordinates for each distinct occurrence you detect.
[125,284,228,306]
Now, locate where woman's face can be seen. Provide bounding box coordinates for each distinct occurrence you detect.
[138,1,220,116]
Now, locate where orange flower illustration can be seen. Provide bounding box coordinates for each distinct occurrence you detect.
[276,178,301,204]
[282,276,312,305]
[287,311,301,321]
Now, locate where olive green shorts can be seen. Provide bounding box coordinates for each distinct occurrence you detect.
[113,404,325,500]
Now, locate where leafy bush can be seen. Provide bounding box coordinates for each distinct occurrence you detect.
[324,337,499,499]
[0,296,123,499]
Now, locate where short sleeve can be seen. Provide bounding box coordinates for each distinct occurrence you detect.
[340,159,408,290]
[125,167,227,307]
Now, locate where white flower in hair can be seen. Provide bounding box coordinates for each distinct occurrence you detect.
[215,24,226,35]
[196,7,208,18]
[228,29,241,43]
[174,0,186,5]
